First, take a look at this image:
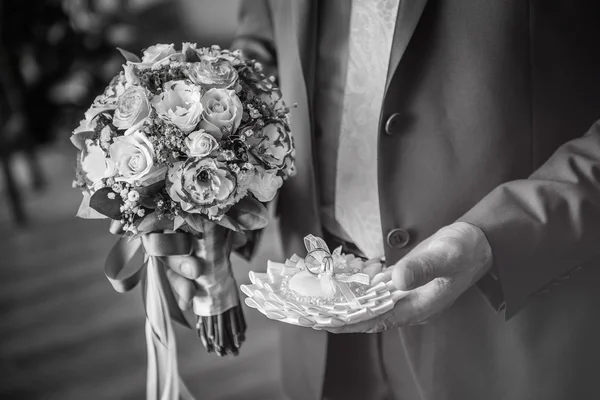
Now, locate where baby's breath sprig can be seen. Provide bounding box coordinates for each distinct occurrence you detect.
[155,193,181,221]
[143,117,187,165]
[104,182,142,234]
[194,44,237,59]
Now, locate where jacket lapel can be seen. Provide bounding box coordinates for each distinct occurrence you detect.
[269,0,322,252]
[386,0,429,88]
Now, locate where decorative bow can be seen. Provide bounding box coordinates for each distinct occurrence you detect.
[303,235,370,308]
[105,222,196,400]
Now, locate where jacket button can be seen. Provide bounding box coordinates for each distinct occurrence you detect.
[384,113,402,135]
[386,228,410,249]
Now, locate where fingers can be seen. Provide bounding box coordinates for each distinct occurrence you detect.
[392,253,440,291]
[172,289,192,311]
[166,268,196,310]
[164,255,204,279]
[371,267,393,286]
[389,278,455,325]
[327,278,454,333]
[372,252,444,291]
[326,274,458,333]
[326,289,430,333]
[326,312,391,334]
[391,231,467,290]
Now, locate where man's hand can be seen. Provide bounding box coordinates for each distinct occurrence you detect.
[163,254,204,311]
[328,222,493,333]
[162,223,237,312]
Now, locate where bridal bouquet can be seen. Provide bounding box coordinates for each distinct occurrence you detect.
[71,43,294,399]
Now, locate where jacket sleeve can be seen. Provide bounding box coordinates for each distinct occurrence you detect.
[459,120,600,319]
[230,0,279,262]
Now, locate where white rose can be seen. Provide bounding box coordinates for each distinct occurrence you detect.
[113,86,150,130]
[151,80,203,133]
[129,44,184,69]
[80,139,116,184]
[248,168,283,202]
[198,88,243,139]
[109,131,156,183]
[143,44,176,62]
[185,57,238,89]
[185,129,219,158]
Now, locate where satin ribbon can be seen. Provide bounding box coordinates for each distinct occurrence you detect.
[303,234,370,308]
[105,223,196,400]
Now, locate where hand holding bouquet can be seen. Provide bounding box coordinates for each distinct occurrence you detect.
[71,43,294,399]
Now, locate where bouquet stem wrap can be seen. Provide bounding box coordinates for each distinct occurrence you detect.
[105,221,242,400]
[191,221,238,317]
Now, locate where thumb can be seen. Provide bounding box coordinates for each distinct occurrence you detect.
[392,252,444,291]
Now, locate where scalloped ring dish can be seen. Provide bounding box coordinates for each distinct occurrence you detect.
[240,235,409,329]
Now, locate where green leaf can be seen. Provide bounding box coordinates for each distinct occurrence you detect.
[183,46,201,63]
[185,213,245,236]
[173,215,187,231]
[137,181,166,196]
[137,181,165,209]
[227,196,269,231]
[89,188,123,219]
[214,215,243,233]
[76,192,108,219]
[139,197,156,209]
[117,47,141,63]
[184,214,206,236]
[137,212,175,233]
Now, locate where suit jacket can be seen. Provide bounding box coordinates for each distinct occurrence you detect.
[237,1,600,399]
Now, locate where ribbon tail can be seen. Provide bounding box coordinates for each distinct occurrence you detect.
[105,237,145,293]
[145,320,158,400]
[145,256,196,400]
[179,380,195,400]
[332,273,370,308]
[319,274,337,299]
[336,281,362,309]
[154,257,195,329]
[304,235,330,253]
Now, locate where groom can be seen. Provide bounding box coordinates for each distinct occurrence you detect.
[167,1,600,399]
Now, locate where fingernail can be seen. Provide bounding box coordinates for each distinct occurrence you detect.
[371,272,386,285]
[182,262,192,276]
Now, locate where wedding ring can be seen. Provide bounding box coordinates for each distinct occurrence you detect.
[305,249,333,276]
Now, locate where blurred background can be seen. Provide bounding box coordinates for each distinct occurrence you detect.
[0,0,287,399]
